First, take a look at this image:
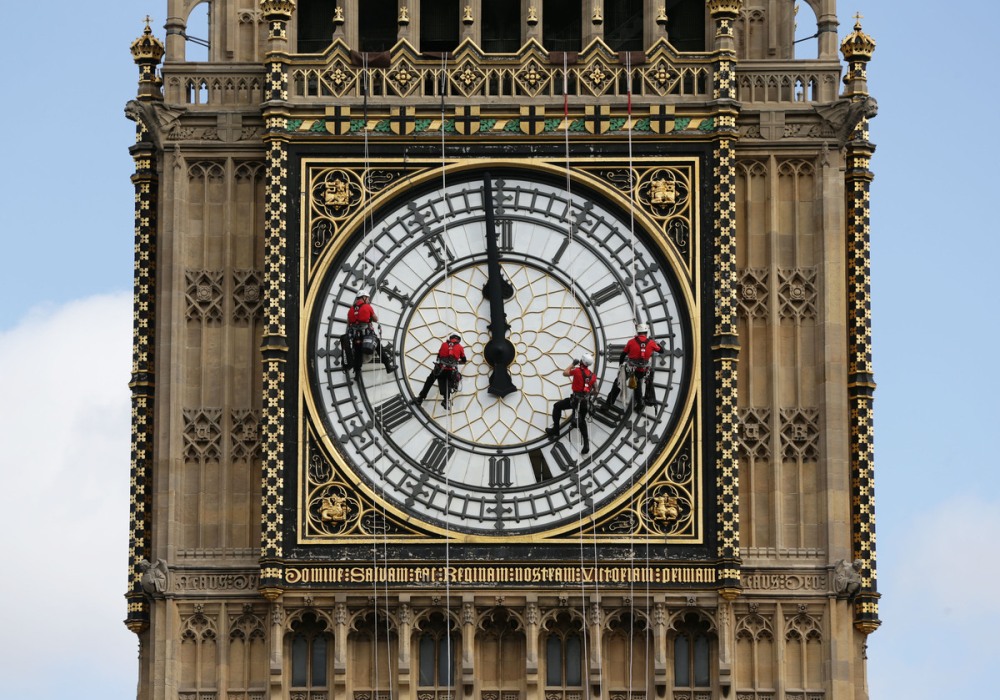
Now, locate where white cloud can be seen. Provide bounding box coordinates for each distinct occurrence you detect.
[868,495,1000,699]
[0,294,137,696]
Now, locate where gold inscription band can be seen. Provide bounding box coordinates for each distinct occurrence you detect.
[284,565,717,586]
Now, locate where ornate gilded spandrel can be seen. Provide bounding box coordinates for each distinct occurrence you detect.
[585,161,697,277]
[305,163,417,277]
[584,419,701,542]
[301,432,426,542]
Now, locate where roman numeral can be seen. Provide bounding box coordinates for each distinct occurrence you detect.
[488,455,512,488]
[550,237,570,267]
[592,402,625,430]
[604,343,626,362]
[497,219,514,252]
[377,280,412,307]
[373,396,413,434]
[590,282,624,307]
[548,441,575,473]
[421,438,454,474]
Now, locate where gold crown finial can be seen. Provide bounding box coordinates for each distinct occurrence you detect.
[840,11,875,61]
[131,17,165,63]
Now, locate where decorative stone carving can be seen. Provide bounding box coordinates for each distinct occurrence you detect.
[778,268,817,320]
[183,409,223,461]
[779,408,819,461]
[814,95,879,145]
[185,270,225,324]
[833,559,863,598]
[138,558,168,595]
[738,408,771,460]
[737,268,769,319]
[233,270,264,323]
[231,409,260,460]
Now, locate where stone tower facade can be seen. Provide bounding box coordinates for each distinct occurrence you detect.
[125,2,880,700]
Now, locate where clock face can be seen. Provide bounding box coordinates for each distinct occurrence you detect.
[307,171,691,536]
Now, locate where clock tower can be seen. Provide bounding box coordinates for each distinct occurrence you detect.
[125,2,880,700]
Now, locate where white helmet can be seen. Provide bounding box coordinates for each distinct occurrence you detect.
[636,322,649,335]
[579,353,594,367]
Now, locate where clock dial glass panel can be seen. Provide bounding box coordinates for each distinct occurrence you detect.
[308,173,690,535]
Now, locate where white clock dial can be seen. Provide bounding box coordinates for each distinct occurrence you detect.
[307,171,690,535]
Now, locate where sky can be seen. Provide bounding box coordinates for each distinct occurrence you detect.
[0,1,997,697]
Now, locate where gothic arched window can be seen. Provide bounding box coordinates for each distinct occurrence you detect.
[289,613,332,692]
[544,613,584,695]
[672,613,714,691]
[417,612,458,690]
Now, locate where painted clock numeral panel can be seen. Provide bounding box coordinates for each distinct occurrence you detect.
[307,172,692,536]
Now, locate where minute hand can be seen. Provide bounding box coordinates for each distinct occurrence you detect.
[481,175,517,397]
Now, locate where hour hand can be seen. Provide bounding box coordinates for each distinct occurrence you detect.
[481,174,517,398]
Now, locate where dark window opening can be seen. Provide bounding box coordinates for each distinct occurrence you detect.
[665,0,706,52]
[418,613,458,688]
[297,0,337,53]
[543,0,582,52]
[360,0,399,51]
[673,613,712,690]
[421,0,461,53]
[290,613,331,689]
[483,0,521,53]
[605,0,644,51]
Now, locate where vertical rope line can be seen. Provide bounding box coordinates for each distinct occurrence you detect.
[438,51,456,698]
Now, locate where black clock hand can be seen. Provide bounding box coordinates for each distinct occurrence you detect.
[481,174,517,397]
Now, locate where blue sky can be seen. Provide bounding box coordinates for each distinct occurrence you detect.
[1,1,996,697]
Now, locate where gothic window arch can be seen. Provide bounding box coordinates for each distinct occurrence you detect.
[179,606,219,699]
[184,1,210,62]
[604,612,653,698]
[476,607,526,695]
[228,605,267,699]
[287,611,334,696]
[415,611,459,694]
[348,610,399,699]
[543,611,586,697]
[784,607,823,696]
[734,606,775,696]
[670,612,715,693]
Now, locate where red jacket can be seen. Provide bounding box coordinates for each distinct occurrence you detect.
[347,300,377,325]
[436,339,467,365]
[570,365,597,393]
[622,334,662,365]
